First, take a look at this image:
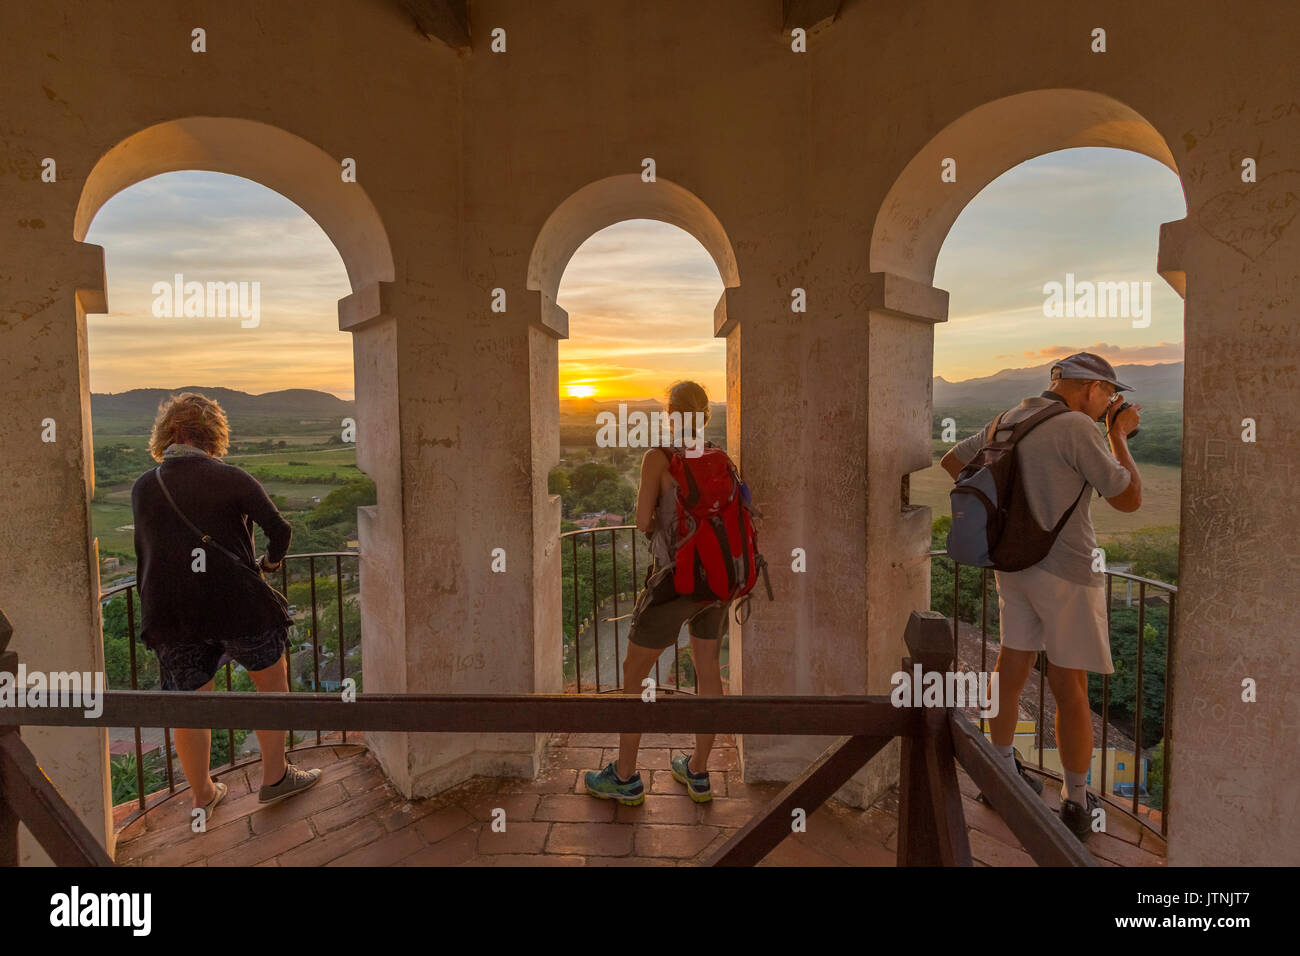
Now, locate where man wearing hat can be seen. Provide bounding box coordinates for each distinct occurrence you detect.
[940,351,1143,841]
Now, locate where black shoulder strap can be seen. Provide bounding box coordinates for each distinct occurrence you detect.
[153,465,249,568]
[1051,480,1090,534]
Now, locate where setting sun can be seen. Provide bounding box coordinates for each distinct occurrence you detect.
[565,382,598,398]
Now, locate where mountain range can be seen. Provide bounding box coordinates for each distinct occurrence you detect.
[933,361,1183,408]
[91,387,355,431]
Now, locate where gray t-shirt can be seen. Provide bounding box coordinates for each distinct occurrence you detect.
[951,395,1132,587]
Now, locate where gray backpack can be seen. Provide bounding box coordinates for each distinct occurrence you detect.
[946,405,1087,571]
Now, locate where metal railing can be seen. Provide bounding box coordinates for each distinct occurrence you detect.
[98,551,360,827]
[928,549,1176,838]
[561,524,717,696]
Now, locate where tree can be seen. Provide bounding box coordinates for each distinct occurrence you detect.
[584,478,634,517]
[308,478,377,528]
[570,462,620,499]
[1087,612,1166,749]
[1102,526,1179,584]
[102,594,160,690]
[1146,738,1165,809]
[929,517,1000,637]
[548,468,570,496]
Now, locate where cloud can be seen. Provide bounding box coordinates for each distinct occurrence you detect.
[1023,341,1184,363]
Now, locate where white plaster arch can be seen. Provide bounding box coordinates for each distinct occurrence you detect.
[72,116,404,721]
[870,89,1184,285]
[76,116,395,291]
[527,174,740,337]
[523,173,744,701]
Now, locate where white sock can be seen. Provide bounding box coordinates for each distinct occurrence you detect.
[1062,770,1087,806]
[994,743,1016,770]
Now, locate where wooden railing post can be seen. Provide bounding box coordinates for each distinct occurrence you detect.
[0,609,20,866]
[897,609,967,865]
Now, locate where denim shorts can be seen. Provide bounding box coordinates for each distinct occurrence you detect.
[156,624,291,691]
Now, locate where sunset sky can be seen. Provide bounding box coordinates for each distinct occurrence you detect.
[85,147,1186,402]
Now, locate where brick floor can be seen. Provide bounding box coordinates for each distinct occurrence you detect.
[112,731,1166,867]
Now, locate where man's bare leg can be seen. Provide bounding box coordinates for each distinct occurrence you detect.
[617,642,664,780]
[1046,662,1094,801]
[688,633,723,773]
[988,647,1037,748]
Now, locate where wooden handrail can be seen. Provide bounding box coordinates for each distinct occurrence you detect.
[0,690,923,737]
[0,606,1096,867]
[0,733,113,866]
[948,709,1097,866]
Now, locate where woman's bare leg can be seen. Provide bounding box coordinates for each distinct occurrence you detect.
[688,634,723,773]
[617,642,665,780]
[174,677,217,808]
[248,653,290,788]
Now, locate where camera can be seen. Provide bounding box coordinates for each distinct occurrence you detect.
[1101,401,1139,439]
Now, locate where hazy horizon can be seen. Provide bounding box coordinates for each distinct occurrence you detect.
[93,352,1186,405]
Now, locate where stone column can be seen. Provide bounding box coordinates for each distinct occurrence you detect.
[0,236,114,862]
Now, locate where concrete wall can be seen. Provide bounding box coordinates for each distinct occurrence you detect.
[1,0,1296,863]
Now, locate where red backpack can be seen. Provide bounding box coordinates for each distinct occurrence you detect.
[664,441,773,620]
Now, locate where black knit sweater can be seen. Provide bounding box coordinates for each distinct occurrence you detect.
[131,455,293,649]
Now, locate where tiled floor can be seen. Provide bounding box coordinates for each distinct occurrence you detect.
[113,732,1166,867]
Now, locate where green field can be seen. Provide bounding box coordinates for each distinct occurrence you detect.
[91,501,136,556]
[910,457,1181,539]
[91,442,364,566]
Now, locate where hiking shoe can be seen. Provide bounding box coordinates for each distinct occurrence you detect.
[258,763,322,805]
[977,751,1043,809]
[671,752,712,803]
[1059,791,1102,842]
[584,762,645,806]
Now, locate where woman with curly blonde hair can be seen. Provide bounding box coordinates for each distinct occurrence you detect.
[131,392,320,820]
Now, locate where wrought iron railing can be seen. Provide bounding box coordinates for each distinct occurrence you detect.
[928,549,1176,839]
[561,524,728,696]
[98,551,360,827]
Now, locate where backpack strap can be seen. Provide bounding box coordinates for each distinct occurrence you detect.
[1006,403,1071,443]
[997,406,1089,531]
[986,411,1007,444]
[1051,480,1090,534]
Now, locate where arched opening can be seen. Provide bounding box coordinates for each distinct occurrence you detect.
[526,176,741,700]
[75,117,398,822]
[870,89,1187,841]
[550,219,728,696]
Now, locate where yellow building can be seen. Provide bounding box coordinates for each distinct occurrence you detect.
[984,722,1147,794]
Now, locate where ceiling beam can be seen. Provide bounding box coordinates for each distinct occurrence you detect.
[782,0,844,33]
[394,0,471,50]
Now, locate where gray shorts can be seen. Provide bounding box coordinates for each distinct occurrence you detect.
[627,562,730,650]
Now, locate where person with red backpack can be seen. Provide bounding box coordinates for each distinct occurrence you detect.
[939,352,1142,842]
[584,381,769,807]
